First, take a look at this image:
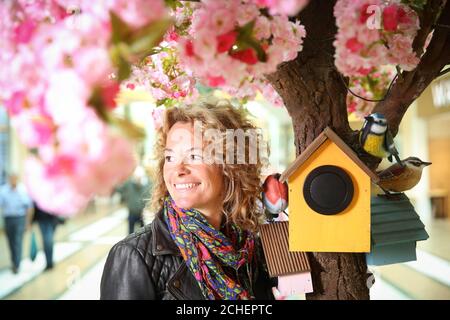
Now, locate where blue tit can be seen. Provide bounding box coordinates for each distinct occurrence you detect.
[360,113,403,165]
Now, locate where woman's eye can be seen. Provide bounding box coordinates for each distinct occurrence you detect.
[190,154,203,161]
[164,155,174,162]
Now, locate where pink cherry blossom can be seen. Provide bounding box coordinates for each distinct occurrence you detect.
[111,0,167,29]
[175,0,306,92]
[250,0,309,16]
[1,0,170,215]
[334,0,420,77]
[152,107,165,130]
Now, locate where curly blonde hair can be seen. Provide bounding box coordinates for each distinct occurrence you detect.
[149,99,268,232]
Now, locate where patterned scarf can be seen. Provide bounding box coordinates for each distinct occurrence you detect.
[163,196,255,300]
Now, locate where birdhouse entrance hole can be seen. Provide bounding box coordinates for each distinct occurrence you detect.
[303,165,354,215]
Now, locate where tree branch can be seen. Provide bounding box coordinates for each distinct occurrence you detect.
[373,0,450,136]
[412,0,446,57]
[438,67,450,78]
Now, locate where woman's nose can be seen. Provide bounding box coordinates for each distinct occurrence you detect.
[174,161,190,176]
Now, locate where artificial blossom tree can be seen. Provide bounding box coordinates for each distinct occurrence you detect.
[1,0,449,300]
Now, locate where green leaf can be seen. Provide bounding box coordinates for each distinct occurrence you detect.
[117,57,131,82]
[109,11,132,44]
[110,115,146,141]
[165,0,183,10]
[87,87,109,122]
[239,20,256,39]
[128,18,173,61]
[235,20,267,62]
[401,0,427,11]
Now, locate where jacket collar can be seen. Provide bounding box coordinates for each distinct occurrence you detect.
[151,209,181,256]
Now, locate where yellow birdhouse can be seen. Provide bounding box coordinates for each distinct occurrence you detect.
[279,127,379,253]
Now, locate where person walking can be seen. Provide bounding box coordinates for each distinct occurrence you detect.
[33,202,62,270]
[117,170,151,234]
[0,173,33,274]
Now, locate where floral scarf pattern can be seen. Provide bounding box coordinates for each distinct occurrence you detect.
[163,196,255,300]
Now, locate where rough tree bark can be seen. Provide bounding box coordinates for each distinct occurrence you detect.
[373,0,450,135]
[266,0,449,299]
[267,0,369,300]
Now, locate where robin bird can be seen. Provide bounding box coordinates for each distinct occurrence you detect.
[377,157,432,194]
[360,113,403,165]
[262,173,288,220]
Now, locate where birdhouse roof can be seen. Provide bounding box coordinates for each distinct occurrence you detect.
[259,221,311,277]
[279,127,379,183]
[371,194,429,247]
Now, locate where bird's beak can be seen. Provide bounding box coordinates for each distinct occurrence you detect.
[422,161,432,166]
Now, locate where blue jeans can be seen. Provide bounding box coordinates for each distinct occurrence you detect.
[128,213,143,234]
[38,219,57,268]
[4,216,26,270]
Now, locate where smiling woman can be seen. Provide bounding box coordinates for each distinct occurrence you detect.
[100,99,275,300]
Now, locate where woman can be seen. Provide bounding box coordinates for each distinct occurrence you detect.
[100,100,274,300]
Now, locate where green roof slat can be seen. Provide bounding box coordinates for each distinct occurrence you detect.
[371,211,420,224]
[372,220,425,234]
[372,228,429,246]
[371,203,415,214]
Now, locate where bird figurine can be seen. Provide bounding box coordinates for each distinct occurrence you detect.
[360,113,403,165]
[376,157,432,194]
[262,173,288,220]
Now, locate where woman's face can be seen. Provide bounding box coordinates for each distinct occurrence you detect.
[163,121,224,215]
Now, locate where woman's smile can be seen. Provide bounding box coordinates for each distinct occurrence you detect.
[173,182,201,190]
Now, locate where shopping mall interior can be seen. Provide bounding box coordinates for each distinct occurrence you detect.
[0,75,449,300]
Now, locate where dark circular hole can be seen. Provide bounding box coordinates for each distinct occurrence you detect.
[310,173,347,209]
[303,165,354,215]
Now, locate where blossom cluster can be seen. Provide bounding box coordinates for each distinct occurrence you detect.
[130,0,306,108]
[128,44,199,107]
[334,0,420,77]
[0,0,167,215]
[176,0,307,90]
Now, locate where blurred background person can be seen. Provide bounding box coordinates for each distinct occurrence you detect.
[32,202,64,271]
[117,166,152,234]
[0,173,33,274]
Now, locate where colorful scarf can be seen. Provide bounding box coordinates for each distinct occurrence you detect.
[163,196,255,300]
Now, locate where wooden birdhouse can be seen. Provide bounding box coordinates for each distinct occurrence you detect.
[366,194,429,266]
[279,127,379,253]
[260,221,313,296]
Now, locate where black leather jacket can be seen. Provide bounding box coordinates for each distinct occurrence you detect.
[100,209,275,300]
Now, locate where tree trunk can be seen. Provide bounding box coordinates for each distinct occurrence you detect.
[266,0,370,300]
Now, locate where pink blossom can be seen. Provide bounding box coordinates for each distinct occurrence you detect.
[334,0,419,77]
[251,0,309,16]
[44,70,90,125]
[13,20,37,44]
[99,81,120,110]
[217,31,238,53]
[24,109,136,215]
[207,75,226,87]
[175,0,305,93]
[346,37,364,53]
[152,107,165,130]
[184,40,195,57]
[25,155,91,216]
[383,4,401,31]
[11,111,55,148]
[111,0,168,29]
[230,48,259,65]
[4,91,27,116]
